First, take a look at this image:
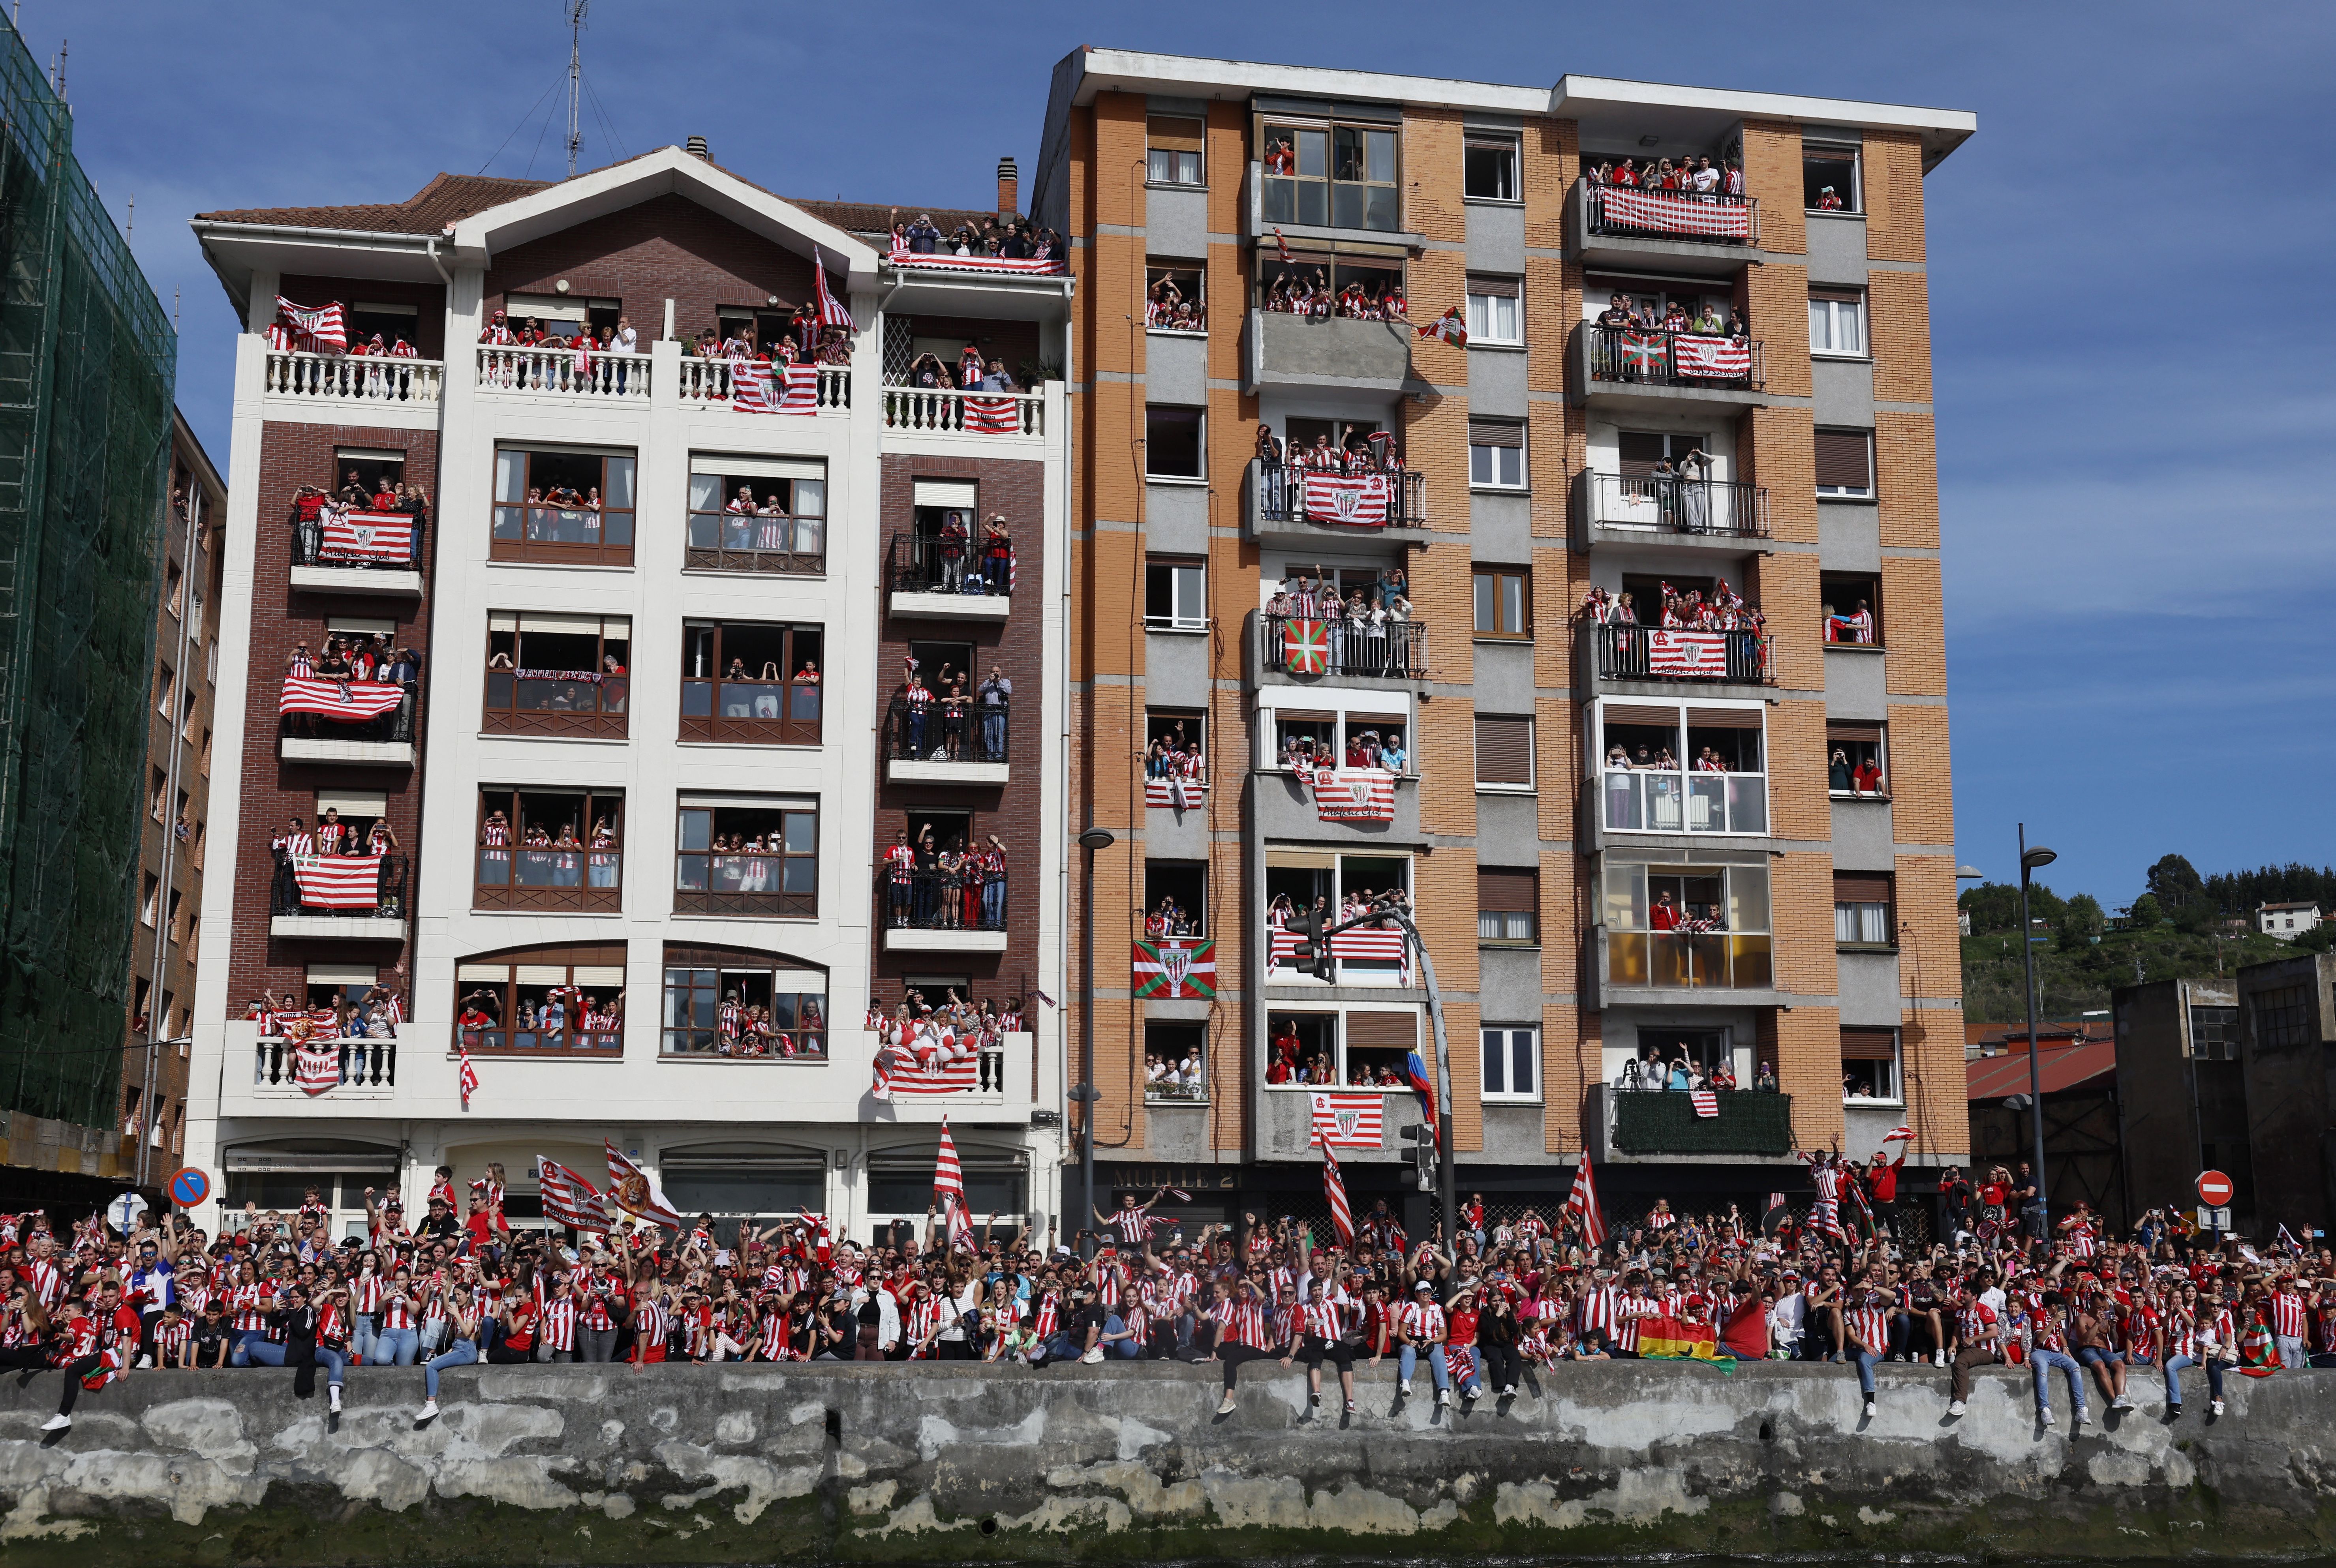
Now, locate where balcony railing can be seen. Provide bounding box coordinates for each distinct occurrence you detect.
[1611,1087,1791,1156]
[1584,182,1758,247]
[888,532,1015,598]
[1251,461,1427,530]
[1263,612,1427,679]
[291,506,426,571]
[685,507,825,577]
[278,678,419,744]
[1605,928,1773,991]
[483,667,629,739]
[254,1035,398,1090]
[886,694,1009,764]
[1585,473,1767,539]
[674,852,818,918]
[475,845,622,912]
[475,345,651,400]
[881,386,1046,438]
[677,673,822,746]
[267,853,410,919]
[490,501,633,567]
[460,1025,623,1059]
[263,350,443,407]
[1602,769,1768,835]
[1593,625,1772,685]
[1587,326,1763,391]
[675,357,850,410]
[880,867,1008,932]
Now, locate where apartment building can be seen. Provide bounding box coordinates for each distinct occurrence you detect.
[184,145,1069,1238]
[1036,53,1974,1232]
[120,414,228,1184]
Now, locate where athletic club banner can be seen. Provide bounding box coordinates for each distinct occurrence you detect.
[1309,1092,1386,1148]
[317,508,414,563]
[279,677,406,720]
[1144,776,1206,810]
[1597,186,1751,240]
[730,360,818,414]
[884,1052,980,1097]
[292,1044,341,1095]
[1133,938,1216,999]
[1647,630,1729,677]
[289,854,383,910]
[1271,926,1409,967]
[1301,473,1391,527]
[963,396,1021,434]
[1310,767,1397,822]
[1671,335,1752,379]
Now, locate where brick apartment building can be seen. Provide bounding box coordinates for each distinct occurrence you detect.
[1034,53,1975,1232]
[183,146,1069,1238]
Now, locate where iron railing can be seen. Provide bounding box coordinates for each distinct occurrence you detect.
[879,867,1009,931]
[1585,472,1767,538]
[887,531,1016,598]
[1604,928,1774,992]
[1587,325,1763,390]
[1600,769,1769,835]
[460,1025,623,1057]
[674,852,819,918]
[886,694,1010,763]
[1251,461,1427,528]
[684,506,825,576]
[1262,613,1427,679]
[291,506,427,569]
[1592,625,1772,684]
[1611,1087,1791,1156]
[278,679,419,743]
[1583,182,1758,246]
[267,853,409,919]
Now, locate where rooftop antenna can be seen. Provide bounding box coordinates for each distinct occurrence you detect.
[564,0,588,178]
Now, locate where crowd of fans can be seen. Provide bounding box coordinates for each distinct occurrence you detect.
[889,209,1063,264]
[1578,580,1766,634]
[901,346,1022,394]
[4,1158,2330,1434]
[1258,425,1407,476]
[1261,268,1408,322]
[1593,291,1750,341]
[1586,155,1745,196]
[1145,1047,1208,1101]
[265,805,402,914]
[881,823,1009,930]
[1277,726,1407,775]
[891,660,1012,763]
[245,983,407,1043]
[1144,721,1206,785]
[1146,276,1206,333]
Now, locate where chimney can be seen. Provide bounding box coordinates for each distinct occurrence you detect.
[996,156,1019,218]
[685,135,711,162]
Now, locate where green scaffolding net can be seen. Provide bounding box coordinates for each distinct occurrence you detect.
[0,15,178,1131]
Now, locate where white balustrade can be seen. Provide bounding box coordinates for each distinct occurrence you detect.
[673,356,851,411]
[474,344,650,399]
[881,386,1045,438]
[264,351,442,407]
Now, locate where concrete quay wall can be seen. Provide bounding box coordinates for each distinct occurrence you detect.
[2,1360,2334,1562]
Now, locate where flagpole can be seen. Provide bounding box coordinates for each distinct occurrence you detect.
[1385,912,1456,1248]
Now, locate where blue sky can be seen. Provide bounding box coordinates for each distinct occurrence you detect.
[54,0,2336,908]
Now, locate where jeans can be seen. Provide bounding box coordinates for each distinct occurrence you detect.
[315,1347,347,1387]
[1396,1343,1450,1391]
[239,1339,287,1368]
[2031,1347,2087,1417]
[374,1326,420,1366]
[980,879,1005,928]
[352,1313,378,1365]
[982,709,1007,759]
[228,1329,271,1366]
[2163,1353,2224,1405]
[1853,1347,1882,1397]
[906,711,926,756]
[1099,1314,1140,1359]
[424,1337,479,1398]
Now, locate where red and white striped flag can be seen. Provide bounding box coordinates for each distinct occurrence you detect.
[318,509,415,563]
[1688,1090,1719,1118]
[275,296,347,353]
[731,360,819,415]
[1565,1148,1607,1247]
[457,1044,479,1108]
[280,677,405,721]
[1310,767,1397,822]
[1300,472,1391,527]
[1646,630,1728,677]
[1881,1123,1914,1156]
[1309,1092,1384,1148]
[963,396,1020,435]
[293,1044,339,1095]
[1274,226,1292,266]
[812,249,854,329]
[289,855,382,910]
[1318,1132,1354,1251]
[933,1116,965,1210]
[1671,334,1750,378]
[535,1157,609,1232]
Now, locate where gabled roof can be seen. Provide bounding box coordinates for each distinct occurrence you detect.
[195,173,553,236]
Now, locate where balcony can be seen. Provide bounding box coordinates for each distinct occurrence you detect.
[290,507,425,596]
[263,351,442,413]
[267,853,409,938]
[862,1029,1035,1113]
[660,1026,830,1063]
[881,868,1008,952]
[1594,924,1774,1000]
[1248,460,1429,545]
[678,672,821,746]
[278,677,417,765]
[1245,309,1414,395]
[886,695,1008,784]
[1597,768,1768,837]
[1259,612,1425,685]
[1587,623,1772,688]
[474,345,652,401]
[1581,472,1767,542]
[1264,919,1412,988]
[887,533,1011,621]
[685,506,825,578]
[1588,1084,1795,1164]
[483,667,629,740]
[490,499,633,568]
[881,386,1046,441]
[1575,180,1758,269]
[1580,326,1764,410]
[675,357,850,413]
[460,1024,623,1060]
[674,851,818,919]
[250,1035,399,1097]
[474,844,622,913]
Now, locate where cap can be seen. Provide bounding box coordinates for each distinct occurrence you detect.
[1412,1279,1434,1293]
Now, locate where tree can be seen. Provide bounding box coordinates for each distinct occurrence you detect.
[2146,854,2205,910]
[2057,893,2105,951]
[1957,882,2022,936]
[2127,893,2165,928]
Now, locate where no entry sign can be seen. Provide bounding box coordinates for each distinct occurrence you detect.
[2195,1169,2235,1207]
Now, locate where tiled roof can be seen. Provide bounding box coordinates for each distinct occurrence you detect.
[195,173,552,234]
[1965,1039,2117,1100]
[787,198,1011,239]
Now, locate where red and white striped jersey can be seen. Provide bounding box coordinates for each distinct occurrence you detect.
[1613,1294,1657,1354]
[905,1298,944,1354]
[1219,1297,1272,1350]
[541,1298,576,1352]
[156,1316,193,1363]
[633,1295,669,1351]
[354,1274,384,1315]
[230,1282,272,1332]
[2033,1316,2070,1354]
[379,1290,415,1332]
[1031,1291,1060,1341]
[1956,1300,1997,1345]
[2165,1311,2199,1363]
[1110,1207,1152,1244]
[1398,1300,1447,1343]
[1845,1304,1891,1353]
[1299,1300,1344,1340]
[2272,1289,2307,1339]
[26,1258,62,1312]
[757,1309,793,1361]
[1577,1284,1619,1332]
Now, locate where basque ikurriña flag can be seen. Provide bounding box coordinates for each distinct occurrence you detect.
[1282,618,1329,675]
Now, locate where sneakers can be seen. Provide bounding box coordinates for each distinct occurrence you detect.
[1080,1347,1104,1365]
[136,1356,154,1370]
[2071,1410,2087,1431]
[2167,1404,2182,1420]
[1308,1390,1321,1408]
[1934,1350,1947,1368]
[2112,1394,2133,1412]
[39,1413,69,1433]
[1500,1384,1516,1397]
[1862,1398,1877,1420]
[2210,1398,2225,1419]
[1215,1394,1236,1417]
[1435,1388,1449,1408]
[1399,1379,1412,1397]
[329,1384,343,1413]
[1947,1400,1966,1418]
[417,1398,439,1423]
[1344,1399,1358,1415]
[2040,1407,2055,1427]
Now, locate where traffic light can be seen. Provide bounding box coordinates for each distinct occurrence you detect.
[1398,1124,1434,1191]
[1296,908,1336,981]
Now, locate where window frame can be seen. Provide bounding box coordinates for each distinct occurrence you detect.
[1602,860,1774,992]
[1472,566,1531,640]
[453,944,627,1058]
[676,620,826,746]
[1464,274,1523,346]
[1143,1020,1210,1104]
[1263,852,1416,987]
[1145,263,1208,335]
[1803,143,1864,215]
[658,943,830,1062]
[1264,1003,1425,1090]
[1142,858,1210,939]
[1480,1025,1541,1102]
[1820,572,1884,647]
[1833,872,1897,952]
[674,796,821,918]
[684,456,828,578]
[1146,116,1207,189]
[1463,136,1521,204]
[1474,714,1535,791]
[1144,557,1208,632]
[1808,289,1867,358]
[1840,1026,1902,1103]
[489,443,637,567]
[1477,867,1539,947]
[1826,722,1888,799]
[472,784,624,912]
[1591,698,1768,836]
[483,612,632,739]
[1258,114,1403,234]
[1145,404,1206,481]
[1813,428,1876,500]
[1257,688,1414,777]
[1467,418,1527,490]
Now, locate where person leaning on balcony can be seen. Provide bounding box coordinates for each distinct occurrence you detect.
[1597,293,1634,330]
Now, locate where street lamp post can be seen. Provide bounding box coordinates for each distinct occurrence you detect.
[1073,825,1115,1259]
[2017,826,2058,1244]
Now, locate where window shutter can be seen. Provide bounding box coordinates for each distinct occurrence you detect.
[1466,274,1519,298]
[1344,1011,1418,1048]
[1468,418,1525,449]
[1840,1027,1898,1061]
[1147,116,1204,152]
[1475,716,1532,784]
[1813,430,1872,490]
[1825,722,1882,745]
[1833,873,1893,905]
[1478,868,1536,913]
[1809,287,1863,304]
[1616,431,1666,478]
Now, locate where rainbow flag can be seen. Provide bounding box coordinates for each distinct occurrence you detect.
[1636,1313,1734,1371]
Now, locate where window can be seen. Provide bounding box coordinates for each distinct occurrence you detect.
[1481,1026,1539,1100]
[678,621,824,745]
[331,446,407,498]
[867,1146,1023,1222]
[1464,136,1519,201]
[484,613,631,737]
[1841,1027,1900,1101]
[1478,867,1538,945]
[149,765,168,822]
[685,456,826,575]
[140,873,159,928]
[1261,696,1411,776]
[1255,247,1405,314]
[165,560,183,619]
[1266,1007,1419,1088]
[1595,700,1767,835]
[1808,289,1866,356]
[1145,406,1204,479]
[156,662,174,718]
[1603,861,1772,990]
[1468,419,1525,488]
[1260,116,1401,232]
[1144,860,1209,937]
[474,786,623,912]
[1473,566,1530,638]
[1145,709,1208,789]
[675,797,818,917]
[1826,722,1887,797]
[1821,572,1882,645]
[1145,265,1206,333]
[1465,275,1520,345]
[1147,116,1205,187]
[1475,715,1533,788]
[660,944,828,1060]
[1145,558,1207,630]
[346,300,422,348]
[2191,1005,2240,1062]
[490,444,637,566]
[1145,1021,1208,1103]
[1264,852,1412,985]
[2253,984,2314,1050]
[1834,873,1895,949]
[454,944,627,1056]
[1804,144,1861,213]
[1814,429,1874,499]
[660,1153,826,1229]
